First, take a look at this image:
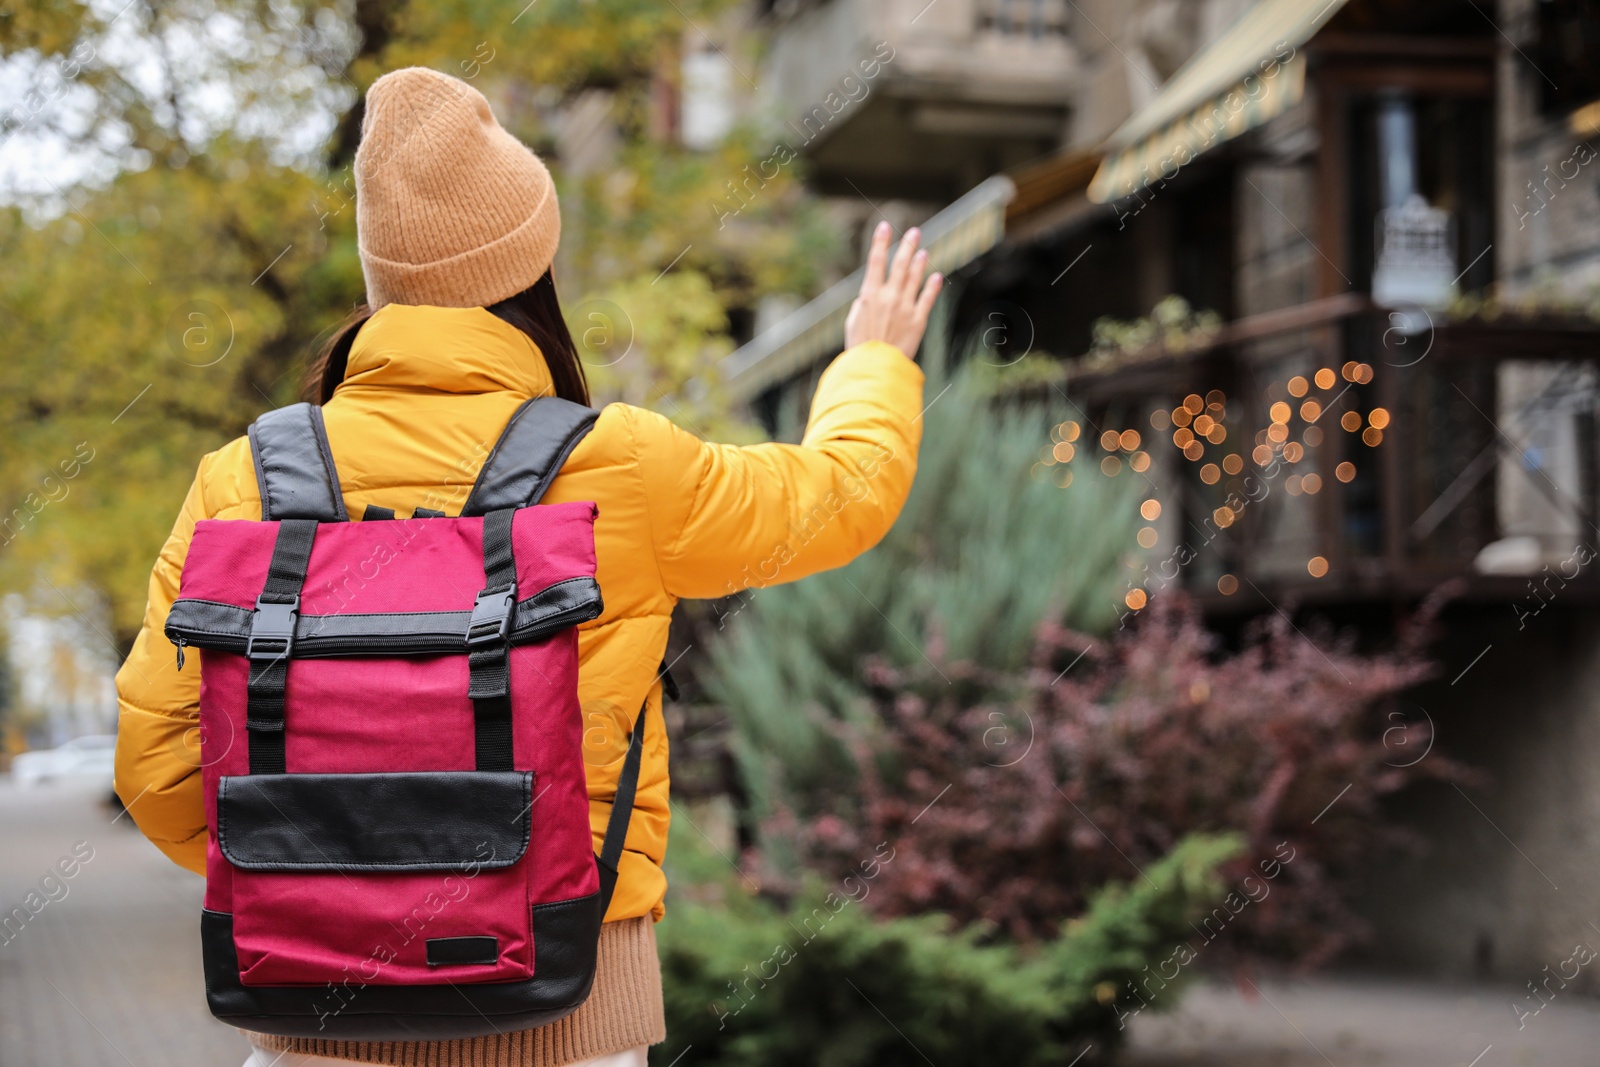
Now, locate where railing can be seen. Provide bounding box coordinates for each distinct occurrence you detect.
[1055,303,1600,605]
[977,0,1069,39]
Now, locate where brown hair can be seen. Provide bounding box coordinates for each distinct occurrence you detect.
[303,269,591,405]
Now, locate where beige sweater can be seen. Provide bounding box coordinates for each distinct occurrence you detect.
[251,918,665,1066]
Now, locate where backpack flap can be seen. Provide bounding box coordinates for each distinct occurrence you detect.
[217,770,532,872]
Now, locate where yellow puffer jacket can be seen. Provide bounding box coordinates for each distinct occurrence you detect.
[113,303,923,923]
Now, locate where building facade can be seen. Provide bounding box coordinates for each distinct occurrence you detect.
[731,0,1600,982]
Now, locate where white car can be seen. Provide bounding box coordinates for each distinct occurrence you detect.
[11,735,117,789]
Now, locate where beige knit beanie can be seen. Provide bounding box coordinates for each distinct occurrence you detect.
[354,67,560,309]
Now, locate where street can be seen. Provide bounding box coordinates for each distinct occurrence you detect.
[0,779,247,1065]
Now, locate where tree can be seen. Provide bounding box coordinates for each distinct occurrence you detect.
[0,0,843,651]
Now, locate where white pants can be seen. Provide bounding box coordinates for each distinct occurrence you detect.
[244,1042,648,1067]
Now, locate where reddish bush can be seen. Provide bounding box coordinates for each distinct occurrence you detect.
[774,594,1469,969]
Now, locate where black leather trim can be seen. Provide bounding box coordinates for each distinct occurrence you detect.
[461,397,598,515]
[201,892,603,1039]
[165,576,603,656]
[426,936,499,967]
[217,771,531,871]
[248,403,348,522]
[363,505,396,521]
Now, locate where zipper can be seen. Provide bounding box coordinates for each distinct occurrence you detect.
[174,637,187,671]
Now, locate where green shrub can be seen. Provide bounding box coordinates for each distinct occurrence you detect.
[652,833,1241,1066]
[705,358,1142,821]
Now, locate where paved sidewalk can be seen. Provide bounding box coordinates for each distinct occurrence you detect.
[0,778,248,1066]
[1125,973,1600,1067]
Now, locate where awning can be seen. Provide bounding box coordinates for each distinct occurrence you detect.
[721,174,1016,403]
[1087,0,1350,203]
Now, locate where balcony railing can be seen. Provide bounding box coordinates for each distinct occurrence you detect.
[977,0,1069,39]
[1045,299,1600,607]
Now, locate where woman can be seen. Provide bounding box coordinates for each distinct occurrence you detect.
[114,66,940,1067]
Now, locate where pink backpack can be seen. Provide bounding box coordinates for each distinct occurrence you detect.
[164,398,656,1039]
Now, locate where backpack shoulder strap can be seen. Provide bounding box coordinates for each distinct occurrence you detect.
[461,396,598,515]
[247,402,349,522]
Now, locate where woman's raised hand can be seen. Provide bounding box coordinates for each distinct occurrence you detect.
[844,221,943,359]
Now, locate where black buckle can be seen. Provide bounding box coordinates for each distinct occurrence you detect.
[247,595,299,660]
[467,586,517,648]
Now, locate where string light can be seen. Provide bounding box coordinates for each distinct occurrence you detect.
[1340,411,1362,432]
[1100,430,1120,451]
[1308,556,1329,577]
[1120,429,1142,451]
[1300,399,1322,422]
[1053,442,1075,463]
[1200,463,1221,484]
[1362,427,1384,447]
[1125,588,1148,610]
[1314,368,1337,390]
[1183,394,1205,414]
[1174,427,1195,447]
[1130,451,1151,472]
[1213,506,1236,528]
[1270,401,1292,424]
[1223,454,1243,475]
[1283,441,1305,462]
[1173,406,1194,428]
[1336,461,1356,482]
[1183,441,1205,461]
[1288,376,1309,397]
[1369,407,1391,429]
[1140,498,1162,520]
[1193,414,1215,435]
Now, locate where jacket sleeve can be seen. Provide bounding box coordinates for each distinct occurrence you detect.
[113,461,210,876]
[630,340,924,600]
